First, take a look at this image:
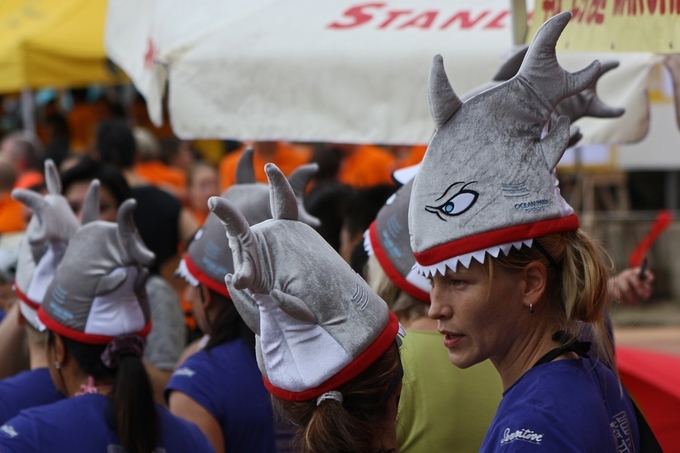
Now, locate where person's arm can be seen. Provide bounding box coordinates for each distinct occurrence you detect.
[168,391,225,453]
[144,361,173,407]
[0,304,29,379]
[178,208,199,243]
[175,337,204,368]
[143,276,187,406]
[608,267,654,306]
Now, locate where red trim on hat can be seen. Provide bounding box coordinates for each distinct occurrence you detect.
[184,254,231,298]
[369,222,430,303]
[262,311,400,402]
[13,282,40,310]
[37,306,152,345]
[414,214,579,266]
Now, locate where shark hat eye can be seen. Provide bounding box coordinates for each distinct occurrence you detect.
[425,182,478,221]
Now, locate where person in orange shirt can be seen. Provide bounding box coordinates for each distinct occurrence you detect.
[393,144,427,169]
[133,127,187,200]
[0,158,25,234]
[334,144,396,188]
[66,89,99,153]
[185,162,219,226]
[0,131,44,191]
[218,141,311,191]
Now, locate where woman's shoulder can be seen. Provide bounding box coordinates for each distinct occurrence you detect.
[156,406,216,452]
[484,358,635,452]
[0,395,114,452]
[167,339,262,399]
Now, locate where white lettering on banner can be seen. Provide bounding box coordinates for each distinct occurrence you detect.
[500,427,544,446]
[0,425,18,438]
[327,3,511,31]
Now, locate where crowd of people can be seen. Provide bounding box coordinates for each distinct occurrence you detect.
[0,11,661,453]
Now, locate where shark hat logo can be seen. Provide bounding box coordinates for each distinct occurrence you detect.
[408,12,624,277]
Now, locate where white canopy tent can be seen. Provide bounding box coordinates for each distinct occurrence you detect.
[105,0,674,146]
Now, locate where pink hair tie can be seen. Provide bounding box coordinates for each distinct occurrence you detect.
[100,335,145,369]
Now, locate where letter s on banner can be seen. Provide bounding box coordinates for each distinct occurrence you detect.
[328,3,386,29]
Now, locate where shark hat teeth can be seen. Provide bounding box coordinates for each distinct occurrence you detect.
[409,12,591,274]
[364,178,431,303]
[12,159,99,330]
[413,239,535,277]
[209,163,402,402]
[37,199,154,345]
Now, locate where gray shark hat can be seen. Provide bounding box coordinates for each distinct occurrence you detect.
[209,164,402,402]
[409,12,604,277]
[364,175,430,303]
[176,147,319,296]
[12,159,99,330]
[38,199,155,344]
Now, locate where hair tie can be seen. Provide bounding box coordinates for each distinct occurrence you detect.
[101,335,145,369]
[316,391,343,406]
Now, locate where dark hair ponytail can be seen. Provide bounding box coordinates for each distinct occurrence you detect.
[55,334,159,453]
[109,354,159,453]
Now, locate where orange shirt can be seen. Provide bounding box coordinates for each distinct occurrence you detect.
[0,194,26,234]
[67,103,99,153]
[188,207,209,226]
[337,145,396,188]
[395,145,427,169]
[218,143,311,191]
[135,161,187,198]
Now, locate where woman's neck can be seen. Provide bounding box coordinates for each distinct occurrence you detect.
[491,325,573,391]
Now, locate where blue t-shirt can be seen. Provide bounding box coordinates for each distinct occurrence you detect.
[0,393,214,452]
[0,368,64,425]
[480,357,639,452]
[166,338,277,453]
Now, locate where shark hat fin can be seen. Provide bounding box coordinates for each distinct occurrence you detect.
[428,55,463,130]
[235,147,256,184]
[80,179,100,225]
[265,164,298,221]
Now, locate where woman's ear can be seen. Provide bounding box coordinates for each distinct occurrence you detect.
[49,333,67,367]
[520,261,548,310]
[199,285,213,310]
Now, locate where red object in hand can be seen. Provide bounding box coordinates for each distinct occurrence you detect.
[628,210,673,268]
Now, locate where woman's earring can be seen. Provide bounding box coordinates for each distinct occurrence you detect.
[55,361,61,369]
[529,303,534,314]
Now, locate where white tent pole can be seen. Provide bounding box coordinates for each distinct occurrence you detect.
[510,0,528,46]
[21,88,35,134]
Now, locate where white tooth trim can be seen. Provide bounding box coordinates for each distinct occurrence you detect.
[363,229,375,256]
[176,258,200,287]
[414,238,535,277]
[405,267,432,293]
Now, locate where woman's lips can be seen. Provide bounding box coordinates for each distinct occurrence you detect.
[442,333,465,348]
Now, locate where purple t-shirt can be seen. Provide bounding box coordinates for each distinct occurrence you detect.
[0,368,64,425]
[480,357,639,452]
[0,393,214,452]
[166,338,277,453]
